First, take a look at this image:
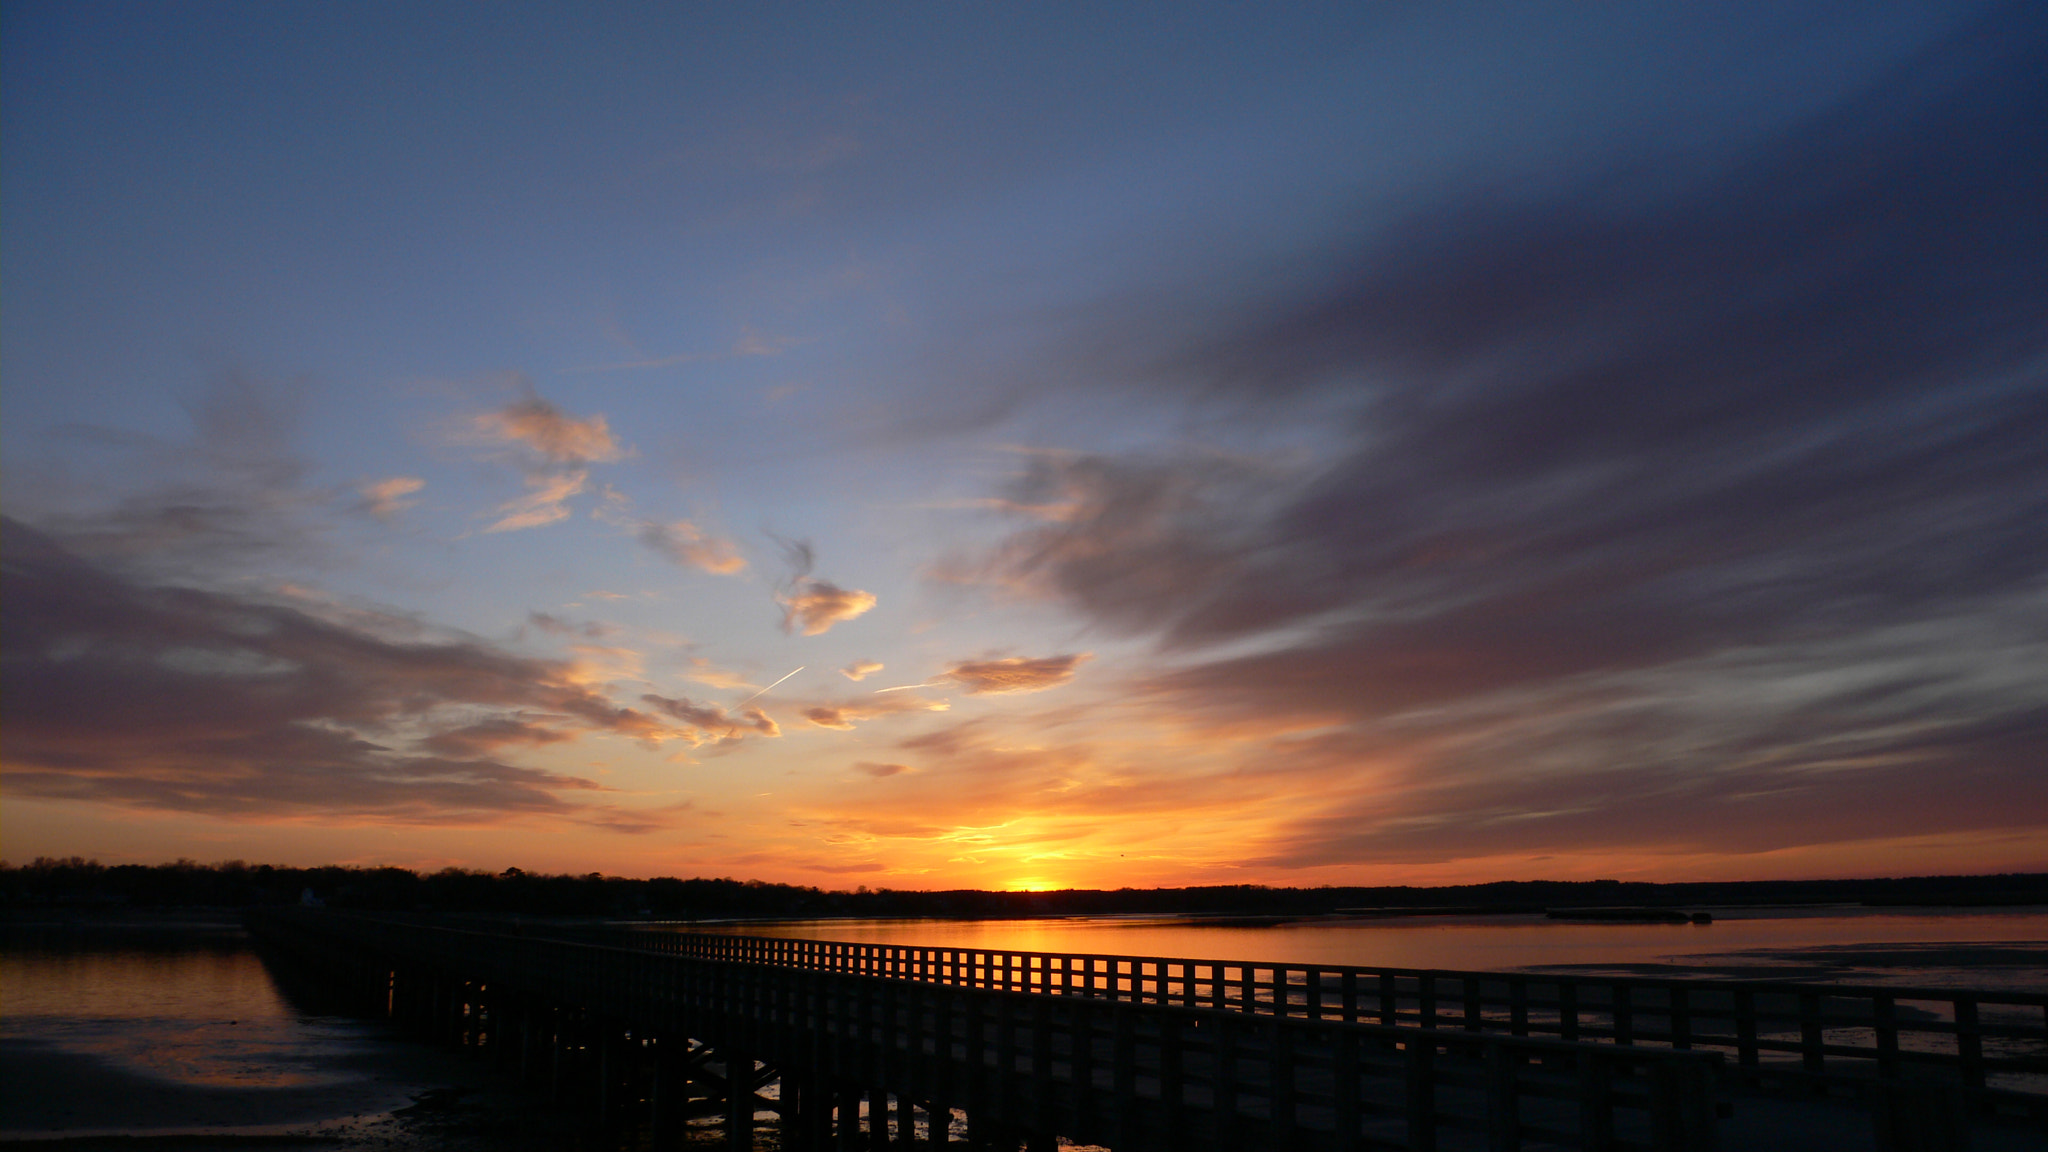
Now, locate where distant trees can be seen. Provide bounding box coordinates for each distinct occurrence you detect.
[2,857,2041,918]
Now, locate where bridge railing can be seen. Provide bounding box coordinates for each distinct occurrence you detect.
[266,911,1723,1152]
[618,929,2048,1110]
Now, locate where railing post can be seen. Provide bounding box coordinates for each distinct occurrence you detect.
[1801,992,1826,1081]
[1954,998,1985,1095]
[1578,1049,1613,1152]
[1485,1040,1519,1152]
[725,1048,755,1151]
[1734,988,1758,1073]
[1270,1015,1297,1141]
[1112,1002,1137,1150]
[1406,1038,1437,1152]
[1874,994,1901,1079]
[1334,1025,1360,1148]
[1160,1011,1186,1150]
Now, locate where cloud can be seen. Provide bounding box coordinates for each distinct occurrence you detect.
[779,578,877,636]
[591,488,747,576]
[947,451,1287,632]
[853,762,911,778]
[943,9,2048,867]
[932,654,1089,695]
[528,611,611,640]
[13,372,332,582]
[472,396,625,466]
[840,659,884,681]
[682,657,753,690]
[468,393,627,532]
[637,519,747,574]
[802,694,950,731]
[359,476,424,519]
[641,693,782,745]
[803,707,857,731]
[0,518,663,824]
[419,717,573,758]
[484,470,587,533]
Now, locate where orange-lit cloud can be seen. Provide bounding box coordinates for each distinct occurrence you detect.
[637,518,747,574]
[780,578,876,636]
[682,657,753,690]
[804,707,856,730]
[469,394,627,533]
[802,694,949,730]
[933,654,1088,695]
[359,476,424,519]
[641,693,782,745]
[853,761,912,777]
[485,470,588,532]
[473,396,625,466]
[840,659,884,681]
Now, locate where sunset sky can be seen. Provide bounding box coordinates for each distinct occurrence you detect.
[6,2,2044,891]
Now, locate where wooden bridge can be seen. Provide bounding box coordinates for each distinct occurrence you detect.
[251,911,2046,1151]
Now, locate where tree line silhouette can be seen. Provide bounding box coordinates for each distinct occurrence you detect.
[4,857,2042,919]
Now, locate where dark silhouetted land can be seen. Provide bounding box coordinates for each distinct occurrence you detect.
[4,858,2043,921]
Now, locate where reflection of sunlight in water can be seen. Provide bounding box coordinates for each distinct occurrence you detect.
[1,948,357,1088]
[690,907,2048,987]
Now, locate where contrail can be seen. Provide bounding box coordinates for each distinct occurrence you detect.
[740,666,804,705]
[873,682,933,693]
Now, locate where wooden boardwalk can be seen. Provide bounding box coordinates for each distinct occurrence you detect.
[251,912,2043,1151]
[626,929,2048,1119]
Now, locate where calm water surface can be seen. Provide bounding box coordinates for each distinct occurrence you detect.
[688,906,2048,993]
[0,914,455,1139]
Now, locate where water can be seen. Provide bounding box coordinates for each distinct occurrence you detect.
[0,913,512,1145]
[685,905,2048,993]
[4,907,2042,1146]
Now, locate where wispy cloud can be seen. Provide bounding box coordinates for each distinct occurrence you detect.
[470,393,627,532]
[637,518,747,574]
[780,579,876,636]
[359,476,424,519]
[801,694,950,731]
[528,611,613,640]
[594,488,748,576]
[682,657,753,690]
[485,470,587,532]
[939,10,2048,872]
[472,396,625,466]
[640,693,782,746]
[840,659,884,681]
[0,519,662,824]
[933,654,1088,695]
